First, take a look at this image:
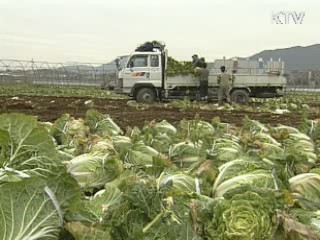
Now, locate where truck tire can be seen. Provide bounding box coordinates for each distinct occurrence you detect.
[136,88,156,103]
[231,89,249,103]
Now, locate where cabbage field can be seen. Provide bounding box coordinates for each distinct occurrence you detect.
[1,106,320,240]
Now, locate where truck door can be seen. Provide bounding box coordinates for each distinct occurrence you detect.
[149,54,161,83]
[123,54,150,89]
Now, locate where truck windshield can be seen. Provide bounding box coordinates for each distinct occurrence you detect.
[128,55,148,68]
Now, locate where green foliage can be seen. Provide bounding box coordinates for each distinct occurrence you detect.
[0,84,125,99]
[166,57,195,77]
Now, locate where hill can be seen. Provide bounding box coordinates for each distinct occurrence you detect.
[249,44,320,71]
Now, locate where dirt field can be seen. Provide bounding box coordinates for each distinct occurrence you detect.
[0,95,319,130]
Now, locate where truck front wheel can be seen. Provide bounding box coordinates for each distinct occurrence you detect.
[231,89,249,103]
[136,88,156,103]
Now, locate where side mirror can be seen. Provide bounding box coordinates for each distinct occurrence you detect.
[129,61,134,68]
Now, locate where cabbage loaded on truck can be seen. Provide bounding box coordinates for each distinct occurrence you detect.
[115,42,287,103]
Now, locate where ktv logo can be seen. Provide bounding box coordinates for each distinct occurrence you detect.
[272,11,305,24]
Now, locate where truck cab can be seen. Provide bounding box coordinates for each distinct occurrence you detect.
[118,52,161,92]
[116,42,167,103]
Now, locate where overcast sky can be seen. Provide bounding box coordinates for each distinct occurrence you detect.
[0,0,319,63]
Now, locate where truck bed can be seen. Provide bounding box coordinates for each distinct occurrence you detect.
[165,74,287,89]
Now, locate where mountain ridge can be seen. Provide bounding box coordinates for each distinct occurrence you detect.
[249,44,320,71]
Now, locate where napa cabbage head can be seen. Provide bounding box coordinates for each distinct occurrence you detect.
[206,189,279,240]
[169,140,202,167]
[213,168,282,197]
[67,152,123,189]
[157,172,196,193]
[289,173,320,210]
[85,109,123,137]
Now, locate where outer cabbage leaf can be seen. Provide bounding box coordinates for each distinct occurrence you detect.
[153,120,177,136]
[285,133,317,167]
[50,113,72,145]
[169,140,201,167]
[310,168,320,175]
[214,170,281,197]
[50,115,90,155]
[277,212,320,240]
[300,119,320,161]
[125,141,159,166]
[66,119,89,138]
[103,172,200,240]
[65,221,112,240]
[89,139,115,154]
[179,119,215,138]
[272,125,301,137]
[193,120,215,138]
[69,185,122,224]
[271,127,317,174]
[112,136,132,146]
[85,109,123,137]
[247,132,284,160]
[67,153,123,188]
[0,178,61,240]
[242,117,269,133]
[213,159,269,193]
[0,113,61,181]
[289,208,320,238]
[207,135,242,162]
[177,120,215,148]
[140,120,177,153]
[157,172,196,192]
[289,173,320,210]
[193,160,218,196]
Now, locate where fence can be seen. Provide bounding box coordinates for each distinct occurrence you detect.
[1,59,320,95]
[0,59,117,88]
[286,70,320,91]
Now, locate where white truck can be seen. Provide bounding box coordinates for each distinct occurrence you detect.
[115,43,287,103]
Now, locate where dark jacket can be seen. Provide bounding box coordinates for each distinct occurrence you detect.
[196,68,209,81]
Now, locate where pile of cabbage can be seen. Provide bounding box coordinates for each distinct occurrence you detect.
[0,110,320,240]
[166,56,195,77]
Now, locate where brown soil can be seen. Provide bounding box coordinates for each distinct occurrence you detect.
[0,96,319,130]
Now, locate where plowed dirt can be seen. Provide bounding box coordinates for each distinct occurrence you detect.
[0,96,318,130]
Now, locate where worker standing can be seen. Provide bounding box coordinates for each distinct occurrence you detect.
[217,66,233,105]
[195,62,209,101]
